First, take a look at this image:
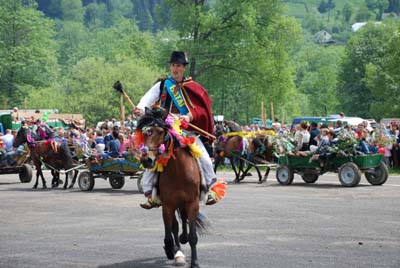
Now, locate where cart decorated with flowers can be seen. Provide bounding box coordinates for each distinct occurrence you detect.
[275,153,388,187]
[273,129,389,187]
[77,155,143,192]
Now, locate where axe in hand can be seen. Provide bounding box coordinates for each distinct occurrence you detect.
[113,81,136,110]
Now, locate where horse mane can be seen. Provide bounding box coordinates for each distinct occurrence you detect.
[137,107,168,130]
[224,120,241,132]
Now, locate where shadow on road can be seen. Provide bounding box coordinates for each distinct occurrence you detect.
[0,187,142,195]
[0,182,22,185]
[98,257,175,268]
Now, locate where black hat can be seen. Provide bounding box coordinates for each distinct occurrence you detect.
[169,51,189,65]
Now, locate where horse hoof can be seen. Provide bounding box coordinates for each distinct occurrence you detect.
[68,185,74,189]
[174,250,186,266]
[190,263,200,268]
[42,185,47,189]
[233,179,240,184]
[63,186,67,190]
[32,185,38,189]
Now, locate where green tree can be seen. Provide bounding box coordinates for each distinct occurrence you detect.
[365,0,389,20]
[0,0,59,107]
[365,21,400,118]
[355,4,374,21]
[294,43,343,116]
[342,3,353,23]
[60,0,85,22]
[158,0,301,122]
[26,56,162,125]
[337,22,392,118]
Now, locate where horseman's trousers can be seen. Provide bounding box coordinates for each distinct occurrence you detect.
[142,136,216,195]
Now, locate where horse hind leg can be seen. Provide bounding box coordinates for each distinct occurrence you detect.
[187,203,200,268]
[63,171,69,190]
[68,170,79,189]
[179,209,188,244]
[33,171,39,189]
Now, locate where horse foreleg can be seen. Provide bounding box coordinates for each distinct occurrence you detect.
[162,207,176,260]
[213,155,221,174]
[38,169,47,189]
[231,157,240,183]
[240,164,253,181]
[68,170,79,189]
[187,203,200,268]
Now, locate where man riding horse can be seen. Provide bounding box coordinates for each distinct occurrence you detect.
[134,51,218,209]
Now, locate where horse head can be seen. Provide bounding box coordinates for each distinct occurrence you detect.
[136,107,169,169]
[14,127,28,148]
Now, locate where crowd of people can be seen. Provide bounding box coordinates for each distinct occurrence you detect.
[281,119,400,168]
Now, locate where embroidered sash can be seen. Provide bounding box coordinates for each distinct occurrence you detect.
[164,77,189,115]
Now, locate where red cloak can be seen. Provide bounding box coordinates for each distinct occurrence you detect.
[181,78,214,142]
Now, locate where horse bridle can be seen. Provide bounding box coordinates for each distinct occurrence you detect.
[140,126,171,154]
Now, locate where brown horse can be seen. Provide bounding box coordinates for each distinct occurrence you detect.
[214,129,274,183]
[137,108,206,268]
[14,127,78,189]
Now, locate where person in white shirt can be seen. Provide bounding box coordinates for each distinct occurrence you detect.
[1,129,14,152]
[294,121,310,151]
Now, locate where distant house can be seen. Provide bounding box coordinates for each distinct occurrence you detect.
[313,30,336,44]
[351,21,383,32]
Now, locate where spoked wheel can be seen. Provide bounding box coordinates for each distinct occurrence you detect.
[276,165,294,185]
[365,162,388,185]
[19,164,33,183]
[109,176,125,189]
[78,171,95,191]
[338,162,361,187]
[301,173,319,183]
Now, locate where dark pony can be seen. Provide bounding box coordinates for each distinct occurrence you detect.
[137,108,207,268]
[214,120,245,182]
[14,127,78,189]
[214,121,274,183]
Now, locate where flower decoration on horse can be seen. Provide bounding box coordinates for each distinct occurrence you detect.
[134,107,202,172]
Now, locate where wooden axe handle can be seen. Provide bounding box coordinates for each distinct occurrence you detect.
[169,113,216,140]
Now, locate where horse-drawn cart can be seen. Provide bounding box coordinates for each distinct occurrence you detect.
[276,153,388,187]
[0,147,32,183]
[77,156,143,192]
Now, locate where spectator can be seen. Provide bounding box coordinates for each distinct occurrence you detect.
[309,122,320,147]
[294,121,310,151]
[1,129,14,152]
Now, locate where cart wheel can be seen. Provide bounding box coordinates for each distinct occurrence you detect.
[109,176,125,189]
[301,173,319,183]
[78,171,95,191]
[276,165,294,185]
[338,162,361,187]
[19,164,32,183]
[365,162,388,185]
[137,172,144,193]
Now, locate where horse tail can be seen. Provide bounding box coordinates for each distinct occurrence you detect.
[59,142,73,168]
[196,210,213,235]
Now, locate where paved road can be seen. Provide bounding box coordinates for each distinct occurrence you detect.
[0,170,399,268]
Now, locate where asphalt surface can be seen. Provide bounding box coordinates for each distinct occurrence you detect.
[0,170,399,268]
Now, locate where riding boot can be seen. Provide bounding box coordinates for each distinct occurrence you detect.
[140,190,161,209]
[206,178,218,205]
[140,196,161,209]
